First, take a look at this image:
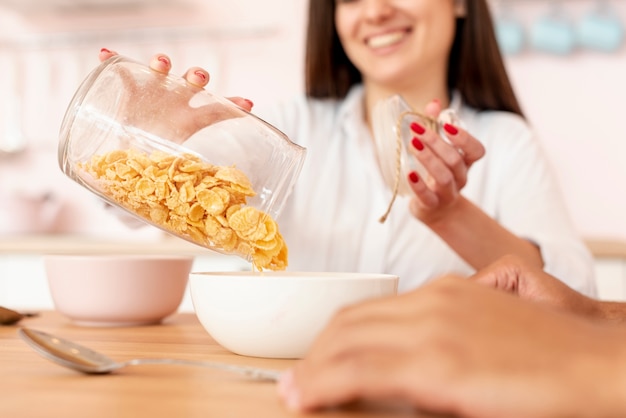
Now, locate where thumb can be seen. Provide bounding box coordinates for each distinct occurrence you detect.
[469,260,522,293]
[424,98,442,119]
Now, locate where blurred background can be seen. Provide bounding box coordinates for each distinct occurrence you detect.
[0,0,307,238]
[0,0,625,308]
[0,0,624,240]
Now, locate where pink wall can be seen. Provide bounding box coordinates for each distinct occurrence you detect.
[496,1,626,240]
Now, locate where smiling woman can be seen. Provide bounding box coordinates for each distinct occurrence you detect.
[255,0,594,295]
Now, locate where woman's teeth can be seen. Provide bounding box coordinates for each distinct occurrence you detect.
[367,31,406,49]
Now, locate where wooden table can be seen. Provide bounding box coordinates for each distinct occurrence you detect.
[0,311,436,417]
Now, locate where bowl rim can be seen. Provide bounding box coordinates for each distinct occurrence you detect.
[43,254,195,261]
[189,271,399,281]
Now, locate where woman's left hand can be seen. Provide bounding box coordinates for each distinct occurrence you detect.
[406,100,485,225]
[97,48,253,144]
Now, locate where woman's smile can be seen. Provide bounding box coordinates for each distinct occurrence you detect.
[335,0,457,90]
[365,28,411,50]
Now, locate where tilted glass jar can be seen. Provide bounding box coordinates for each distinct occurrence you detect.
[58,55,306,270]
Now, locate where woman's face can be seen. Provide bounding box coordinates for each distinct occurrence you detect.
[335,0,458,89]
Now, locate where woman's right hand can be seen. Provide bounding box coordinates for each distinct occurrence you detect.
[405,100,486,226]
[97,48,254,143]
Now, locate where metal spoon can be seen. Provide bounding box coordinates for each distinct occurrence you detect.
[18,327,281,381]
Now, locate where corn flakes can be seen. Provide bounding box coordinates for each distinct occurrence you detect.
[78,149,288,271]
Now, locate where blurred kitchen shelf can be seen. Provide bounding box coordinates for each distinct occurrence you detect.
[585,238,626,259]
[0,0,181,14]
[0,24,280,50]
[0,233,232,256]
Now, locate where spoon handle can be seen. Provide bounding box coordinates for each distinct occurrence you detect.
[123,358,282,381]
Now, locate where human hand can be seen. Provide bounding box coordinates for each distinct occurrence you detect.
[97,48,253,143]
[277,276,626,417]
[406,100,485,225]
[470,255,600,318]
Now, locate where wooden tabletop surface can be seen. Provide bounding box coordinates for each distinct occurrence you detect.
[0,311,442,418]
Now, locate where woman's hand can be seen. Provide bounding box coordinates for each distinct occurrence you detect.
[406,100,485,225]
[97,48,253,143]
[470,254,601,318]
[277,276,626,417]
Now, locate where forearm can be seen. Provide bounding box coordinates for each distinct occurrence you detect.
[581,326,626,417]
[425,197,544,270]
[596,302,626,324]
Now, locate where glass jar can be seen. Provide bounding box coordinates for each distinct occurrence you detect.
[58,55,306,271]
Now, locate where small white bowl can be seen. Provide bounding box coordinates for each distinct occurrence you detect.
[190,271,399,358]
[44,254,194,327]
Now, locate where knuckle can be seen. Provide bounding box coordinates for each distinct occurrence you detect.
[437,171,454,188]
[447,151,463,168]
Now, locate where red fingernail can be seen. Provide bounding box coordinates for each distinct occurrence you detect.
[244,99,254,107]
[444,123,458,135]
[410,122,425,135]
[100,48,111,53]
[194,70,207,81]
[408,172,419,183]
[412,137,424,151]
[157,56,169,65]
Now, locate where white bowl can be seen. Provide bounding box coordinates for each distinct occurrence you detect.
[44,254,194,327]
[190,271,399,358]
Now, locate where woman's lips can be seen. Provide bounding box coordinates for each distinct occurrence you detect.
[366,29,409,49]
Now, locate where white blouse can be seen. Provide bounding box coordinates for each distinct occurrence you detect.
[259,85,596,295]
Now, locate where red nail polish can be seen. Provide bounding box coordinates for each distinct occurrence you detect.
[444,123,458,135]
[410,122,425,135]
[244,99,254,107]
[100,48,111,53]
[158,56,170,65]
[409,172,419,183]
[194,70,207,81]
[412,137,424,151]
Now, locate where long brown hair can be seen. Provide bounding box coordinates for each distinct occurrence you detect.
[305,0,524,117]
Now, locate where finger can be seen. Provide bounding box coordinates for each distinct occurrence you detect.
[227,96,254,111]
[410,123,468,189]
[286,350,409,412]
[470,269,517,292]
[407,172,440,210]
[99,47,117,62]
[442,125,485,168]
[469,258,521,293]
[304,295,415,362]
[304,318,426,376]
[288,349,459,415]
[184,66,209,88]
[408,136,464,198]
[149,54,172,74]
[424,99,442,119]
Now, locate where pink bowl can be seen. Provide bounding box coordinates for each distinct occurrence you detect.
[44,254,193,326]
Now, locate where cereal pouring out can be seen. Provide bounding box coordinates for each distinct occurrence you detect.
[79,149,288,271]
